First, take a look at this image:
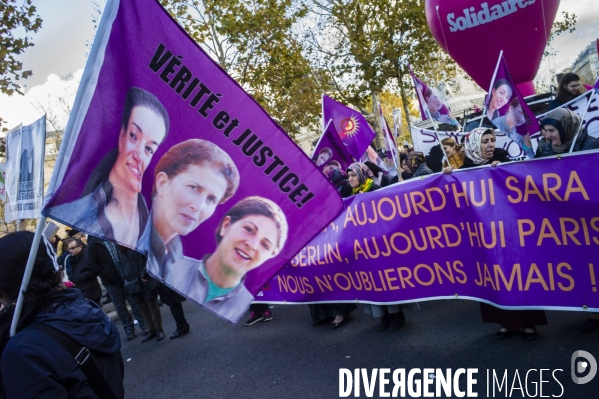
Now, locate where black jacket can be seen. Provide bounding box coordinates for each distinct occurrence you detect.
[329,170,353,198]
[413,162,433,177]
[461,148,511,169]
[87,237,122,286]
[535,129,599,158]
[0,288,124,399]
[66,247,101,301]
[118,249,158,301]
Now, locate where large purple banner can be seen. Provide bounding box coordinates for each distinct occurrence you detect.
[259,150,599,312]
[41,0,342,322]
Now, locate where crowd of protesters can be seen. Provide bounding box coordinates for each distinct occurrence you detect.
[0,72,598,398]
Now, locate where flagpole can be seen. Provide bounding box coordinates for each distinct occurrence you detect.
[10,216,47,336]
[479,50,504,128]
[569,90,596,153]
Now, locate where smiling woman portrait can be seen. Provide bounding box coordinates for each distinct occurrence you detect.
[141,139,240,284]
[167,196,288,322]
[46,87,170,247]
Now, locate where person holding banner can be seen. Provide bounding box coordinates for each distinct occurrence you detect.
[169,196,288,322]
[404,152,433,178]
[535,108,599,157]
[346,163,419,331]
[486,79,512,122]
[444,128,547,340]
[47,87,170,248]
[0,231,125,398]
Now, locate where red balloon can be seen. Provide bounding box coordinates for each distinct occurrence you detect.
[426,0,560,96]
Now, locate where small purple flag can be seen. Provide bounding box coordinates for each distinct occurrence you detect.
[322,95,376,160]
[485,53,540,159]
[312,120,354,175]
[408,64,458,126]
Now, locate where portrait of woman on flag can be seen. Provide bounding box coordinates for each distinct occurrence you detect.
[45,87,170,248]
[141,139,240,285]
[166,196,288,322]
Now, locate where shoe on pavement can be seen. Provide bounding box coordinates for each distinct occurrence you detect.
[245,311,264,326]
[377,313,392,331]
[141,330,157,343]
[156,330,165,341]
[387,311,405,332]
[126,332,136,341]
[263,309,273,322]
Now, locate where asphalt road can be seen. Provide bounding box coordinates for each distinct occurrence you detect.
[120,299,599,398]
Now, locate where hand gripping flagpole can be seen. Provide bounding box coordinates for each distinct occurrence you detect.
[479,50,504,128]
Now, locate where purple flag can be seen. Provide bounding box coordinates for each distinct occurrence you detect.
[485,53,540,159]
[408,64,458,126]
[311,120,353,175]
[41,0,343,323]
[322,95,376,160]
[258,151,599,312]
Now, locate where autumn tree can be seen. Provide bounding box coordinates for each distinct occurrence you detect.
[160,0,322,137]
[307,0,457,142]
[0,0,42,135]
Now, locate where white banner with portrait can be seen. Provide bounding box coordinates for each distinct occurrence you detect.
[4,115,46,222]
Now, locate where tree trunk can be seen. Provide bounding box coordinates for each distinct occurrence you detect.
[398,72,412,145]
[371,92,385,150]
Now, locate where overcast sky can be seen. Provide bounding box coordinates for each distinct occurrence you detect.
[0,0,597,131]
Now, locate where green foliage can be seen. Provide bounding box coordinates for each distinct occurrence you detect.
[0,0,42,96]
[308,0,457,135]
[545,11,577,57]
[161,0,321,137]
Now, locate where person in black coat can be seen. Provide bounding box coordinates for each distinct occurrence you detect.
[64,238,102,305]
[405,151,433,177]
[549,73,585,110]
[0,231,124,399]
[87,236,148,341]
[323,160,352,197]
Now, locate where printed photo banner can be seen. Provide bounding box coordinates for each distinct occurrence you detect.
[41,0,343,323]
[4,115,46,222]
[410,126,541,173]
[311,119,354,174]
[258,150,599,312]
[485,53,539,158]
[322,95,376,160]
[408,64,458,126]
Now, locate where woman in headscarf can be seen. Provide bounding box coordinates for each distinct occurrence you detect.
[444,127,547,341]
[535,108,599,158]
[443,127,510,174]
[404,151,432,178]
[345,162,419,331]
[535,108,599,333]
